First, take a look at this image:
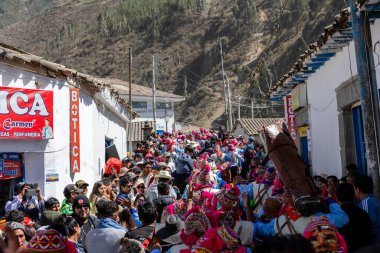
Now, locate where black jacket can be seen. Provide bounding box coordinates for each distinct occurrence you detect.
[339,203,373,253]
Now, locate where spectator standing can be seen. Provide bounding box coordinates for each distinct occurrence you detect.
[75,180,90,196]
[354,175,380,241]
[5,182,44,221]
[117,177,134,208]
[85,199,126,253]
[66,216,85,253]
[336,183,372,252]
[71,195,97,247]
[61,184,83,215]
[89,181,107,214]
[125,202,157,248]
[173,145,195,193]
[44,197,60,212]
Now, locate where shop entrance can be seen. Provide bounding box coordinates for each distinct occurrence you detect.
[0,153,24,217]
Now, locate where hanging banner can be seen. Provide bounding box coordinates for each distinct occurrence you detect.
[70,88,80,173]
[284,95,297,143]
[0,153,22,180]
[0,87,53,139]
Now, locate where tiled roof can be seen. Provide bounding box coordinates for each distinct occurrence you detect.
[99,78,185,101]
[0,43,138,116]
[126,121,156,142]
[233,118,284,135]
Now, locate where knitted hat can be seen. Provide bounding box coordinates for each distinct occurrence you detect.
[7,221,26,233]
[180,206,211,246]
[215,185,241,211]
[25,229,65,253]
[303,216,347,253]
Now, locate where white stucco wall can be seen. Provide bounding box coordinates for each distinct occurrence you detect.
[307,42,357,178]
[0,63,127,201]
[128,96,177,133]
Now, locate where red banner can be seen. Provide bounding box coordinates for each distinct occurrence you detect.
[70,88,80,173]
[0,87,53,139]
[285,95,297,143]
[0,153,22,180]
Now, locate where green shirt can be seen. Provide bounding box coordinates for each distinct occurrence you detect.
[61,198,73,215]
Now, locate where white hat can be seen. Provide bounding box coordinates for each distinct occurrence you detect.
[133,178,145,188]
[156,170,173,179]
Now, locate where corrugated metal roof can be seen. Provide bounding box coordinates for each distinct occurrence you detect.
[0,42,139,116]
[97,78,184,101]
[126,121,155,142]
[233,118,284,135]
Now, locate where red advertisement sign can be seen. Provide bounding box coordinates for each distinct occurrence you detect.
[70,88,80,173]
[0,87,53,139]
[0,153,22,180]
[285,95,297,143]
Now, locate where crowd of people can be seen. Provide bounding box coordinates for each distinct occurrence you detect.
[1,127,380,253]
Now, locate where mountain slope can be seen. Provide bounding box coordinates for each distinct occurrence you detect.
[0,0,346,128]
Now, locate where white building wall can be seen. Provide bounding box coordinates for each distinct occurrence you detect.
[307,41,357,178]
[0,63,127,201]
[129,96,177,133]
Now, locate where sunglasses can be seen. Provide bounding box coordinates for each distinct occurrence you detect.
[137,185,145,189]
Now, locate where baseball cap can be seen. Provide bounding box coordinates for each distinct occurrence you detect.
[63,184,83,197]
[164,152,171,157]
[75,180,89,188]
[73,195,90,208]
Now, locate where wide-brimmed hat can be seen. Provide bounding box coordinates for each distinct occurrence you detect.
[156,170,173,179]
[156,215,184,244]
[133,178,145,188]
[158,162,170,168]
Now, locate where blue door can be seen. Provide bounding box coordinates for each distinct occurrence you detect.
[352,106,367,174]
[300,136,309,165]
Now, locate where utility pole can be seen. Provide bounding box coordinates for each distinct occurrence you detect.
[152,55,157,131]
[184,76,188,97]
[225,74,233,131]
[165,97,168,132]
[128,47,133,156]
[220,38,228,130]
[350,0,380,197]
[237,95,242,120]
[251,100,254,119]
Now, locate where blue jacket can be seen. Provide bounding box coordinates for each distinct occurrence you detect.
[97,217,128,232]
[359,195,380,241]
[254,202,349,237]
[174,153,194,175]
